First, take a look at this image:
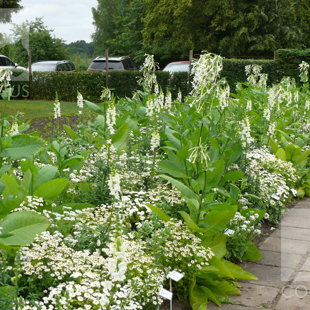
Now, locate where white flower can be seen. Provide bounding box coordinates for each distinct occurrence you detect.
[77,91,84,114]
[108,171,121,200]
[53,97,61,119]
[150,130,160,151]
[106,103,116,134]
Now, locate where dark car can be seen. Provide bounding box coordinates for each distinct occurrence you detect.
[31,60,76,72]
[87,56,137,72]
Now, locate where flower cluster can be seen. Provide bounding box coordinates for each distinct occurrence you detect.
[245,148,298,222]
[149,220,214,275]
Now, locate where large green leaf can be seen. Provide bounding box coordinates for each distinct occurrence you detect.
[201,204,237,235]
[84,100,104,114]
[112,122,130,151]
[159,175,199,201]
[242,242,262,261]
[1,135,43,160]
[146,203,170,222]
[1,174,19,198]
[180,211,206,233]
[158,160,189,179]
[34,166,59,190]
[189,278,209,310]
[34,178,69,200]
[224,170,244,182]
[0,211,49,246]
[0,198,23,219]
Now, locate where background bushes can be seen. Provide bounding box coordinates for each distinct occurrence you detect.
[10,49,309,102]
[275,49,310,80]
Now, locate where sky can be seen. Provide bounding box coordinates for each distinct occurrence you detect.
[0,0,98,43]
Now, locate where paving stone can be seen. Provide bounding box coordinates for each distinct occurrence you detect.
[208,303,256,309]
[272,226,310,242]
[260,236,310,255]
[281,215,310,229]
[241,263,294,285]
[275,288,310,310]
[256,250,302,269]
[294,199,310,209]
[300,257,310,272]
[221,283,279,308]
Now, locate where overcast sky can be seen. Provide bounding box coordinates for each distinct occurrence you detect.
[1,0,98,43]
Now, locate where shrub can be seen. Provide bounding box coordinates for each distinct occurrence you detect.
[222,59,276,87]
[275,49,310,82]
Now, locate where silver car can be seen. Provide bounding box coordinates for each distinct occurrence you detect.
[0,55,27,71]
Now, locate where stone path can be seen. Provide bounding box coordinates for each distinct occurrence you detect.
[208,197,310,310]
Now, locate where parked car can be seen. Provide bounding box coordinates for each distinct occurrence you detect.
[0,55,27,71]
[31,60,76,72]
[163,61,190,73]
[87,56,137,72]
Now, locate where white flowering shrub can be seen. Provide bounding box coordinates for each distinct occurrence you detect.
[245,148,298,222]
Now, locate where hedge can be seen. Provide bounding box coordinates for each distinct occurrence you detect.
[10,49,309,101]
[275,49,310,81]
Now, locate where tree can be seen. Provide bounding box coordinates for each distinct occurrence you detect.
[0,0,22,23]
[92,0,146,64]
[142,0,310,59]
[10,18,68,66]
[66,40,94,58]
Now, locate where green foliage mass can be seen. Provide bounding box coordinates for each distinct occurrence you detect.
[92,0,310,65]
[1,18,68,67]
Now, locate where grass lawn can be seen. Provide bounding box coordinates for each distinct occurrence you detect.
[0,99,79,119]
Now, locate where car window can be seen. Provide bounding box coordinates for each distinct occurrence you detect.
[4,57,15,66]
[0,57,6,66]
[89,60,123,71]
[163,63,190,73]
[68,62,75,71]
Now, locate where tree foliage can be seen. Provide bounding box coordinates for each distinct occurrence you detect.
[9,18,68,67]
[92,0,310,64]
[66,40,94,58]
[0,0,21,23]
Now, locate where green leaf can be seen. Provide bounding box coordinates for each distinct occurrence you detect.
[1,135,43,160]
[276,148,287,161]
[158,160,189,179]
[201,204,237,235]
[84,100,104,114]
[112,122,130,151]
[60,157,83,171]
[224,170,244,182]
[0,211,49,246]
[189,278,209,310]
[0,198,23,219]
[269,139,278,154]
[34,166,59,190]
[159,174,199,201]
[230,184,241,201]
[1,174,20,198]
[221,259,258,280]
[202,234,227,259]
[146,203,170,222]
[34,178,69,200]
[242,242,262,261]
[63,125,79,139]
[180,211,206,232]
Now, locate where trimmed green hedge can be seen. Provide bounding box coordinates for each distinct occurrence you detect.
[275,49,310,81]
[10,49,309,101]
[25,71,187,102]
[222,59,276,86]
